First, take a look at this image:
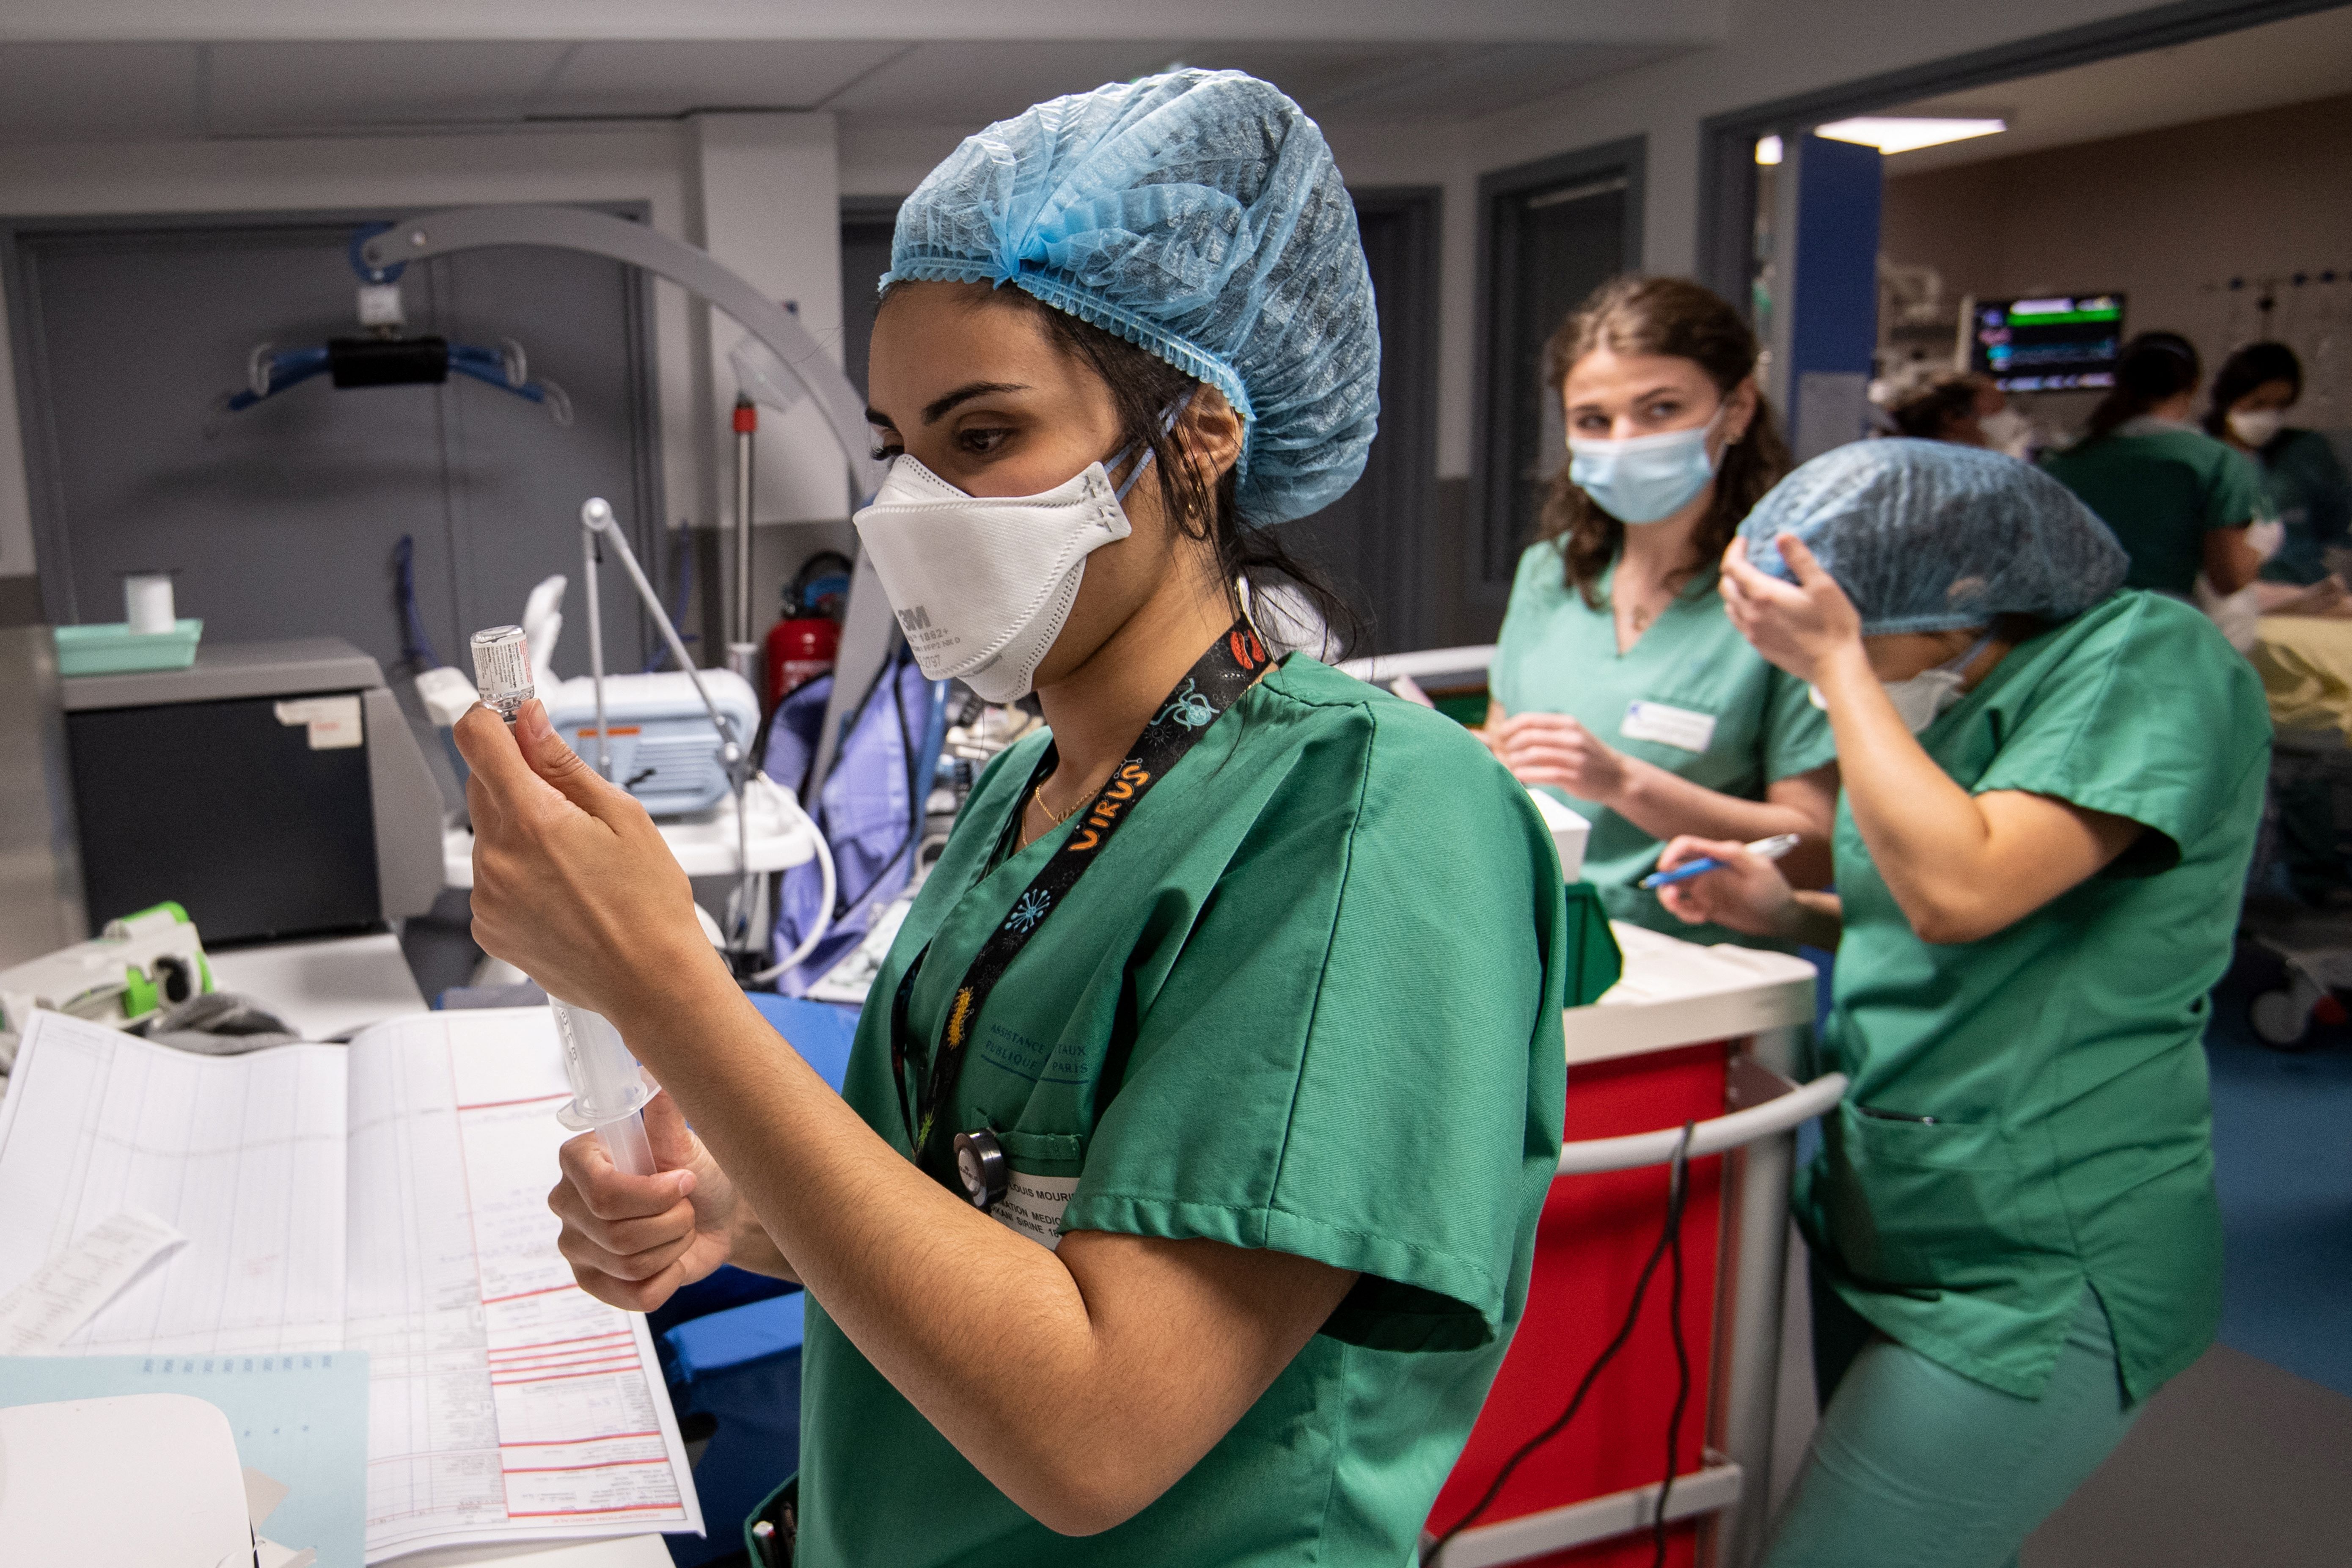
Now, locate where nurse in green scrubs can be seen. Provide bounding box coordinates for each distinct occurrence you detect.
[2041,331,2269,599]
[1656,439,2268,1568]
[457,71,1568,1567]
[2206,340,2352,610]
[1483,276,1838,939]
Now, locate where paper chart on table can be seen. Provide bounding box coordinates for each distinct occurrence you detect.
[0,1009,702,1560]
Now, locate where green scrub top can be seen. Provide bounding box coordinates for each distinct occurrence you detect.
[1491,541,1837,943]
[2041,420,2269,596]
[793,654,1570,1568]
[1795,590,2269,1402]
[2250,428,2352,587]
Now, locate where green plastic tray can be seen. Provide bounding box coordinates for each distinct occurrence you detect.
[55,619,204,677]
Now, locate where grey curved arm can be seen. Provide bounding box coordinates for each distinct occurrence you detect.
[364,204,894,790]
[362,206,883,496]
[1555,1073,1846,1177]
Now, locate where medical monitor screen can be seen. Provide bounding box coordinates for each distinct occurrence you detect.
[1967,294,2126,392]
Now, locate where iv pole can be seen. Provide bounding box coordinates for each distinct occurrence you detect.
[361,206,894,793]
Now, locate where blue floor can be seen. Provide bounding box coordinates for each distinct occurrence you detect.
[2203,980,2352,1397]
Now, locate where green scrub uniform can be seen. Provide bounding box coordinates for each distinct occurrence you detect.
[1491,541,1836,942]
[2250,428,2352,587]
[792,655,1569,1567]
[1796,589,2268,1405]
[2041,421,2269,596]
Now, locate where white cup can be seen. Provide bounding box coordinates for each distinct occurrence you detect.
[124,572,176,635]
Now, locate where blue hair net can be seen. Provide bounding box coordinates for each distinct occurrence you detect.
[886,69,1378,524]
[1738,438,2129,635]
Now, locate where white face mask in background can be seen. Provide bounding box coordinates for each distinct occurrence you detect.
[2228,408,2286,448]
[1811,629,1997,734]
[853,451,1147,703]
[1567,407,1727,526]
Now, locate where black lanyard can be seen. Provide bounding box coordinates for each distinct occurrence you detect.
[889,621,1272,1165]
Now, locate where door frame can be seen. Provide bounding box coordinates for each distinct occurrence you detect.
[1694,0,2351,315]
[1469,135,1645,624]
[1345,184,1443,654]
[1,201,666,631]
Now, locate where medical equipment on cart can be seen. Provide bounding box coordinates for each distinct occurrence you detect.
[0,901,212,1035]
[545,670,759,818]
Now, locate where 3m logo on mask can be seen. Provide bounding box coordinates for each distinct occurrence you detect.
[897,606,933,632]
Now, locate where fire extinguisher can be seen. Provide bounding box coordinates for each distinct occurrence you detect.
[766,550,852,707]
[766,611,839,707]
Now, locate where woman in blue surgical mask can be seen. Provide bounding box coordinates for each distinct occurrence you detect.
[1656,440,2266,1568]
[1483,275,1837,945]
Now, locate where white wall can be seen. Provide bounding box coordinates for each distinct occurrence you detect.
[0,113,861,595]
[1331,0,2183,480]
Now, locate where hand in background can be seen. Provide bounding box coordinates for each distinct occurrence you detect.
[1490,711,1631,803]
[1653,835,1796,938]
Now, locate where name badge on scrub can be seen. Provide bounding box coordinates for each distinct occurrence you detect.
[1620,699,1717,754]
[992,1172,1082,1251]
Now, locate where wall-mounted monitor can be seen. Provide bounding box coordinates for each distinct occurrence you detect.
[1960,294,2127,391]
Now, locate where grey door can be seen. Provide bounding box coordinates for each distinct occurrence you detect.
[1472,140,1643,634]
[8,212,663,682]
[1279,188,1441,657]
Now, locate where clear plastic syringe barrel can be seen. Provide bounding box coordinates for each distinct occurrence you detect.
[549,999,657,1175]
[470,622,654,1176]
[470,624,534,722]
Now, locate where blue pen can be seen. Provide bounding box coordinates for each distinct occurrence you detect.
[1640,833,1801,890]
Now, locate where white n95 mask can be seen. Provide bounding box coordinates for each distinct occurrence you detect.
[852,454,1136,703]
[2228,409,2286,448]
[1810,630,1996,733]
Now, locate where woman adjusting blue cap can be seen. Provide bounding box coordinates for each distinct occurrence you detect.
[885,68,1381,525]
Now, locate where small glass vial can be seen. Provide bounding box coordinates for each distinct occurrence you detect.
[470,625,533,723]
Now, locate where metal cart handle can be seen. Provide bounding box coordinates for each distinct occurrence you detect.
[1555,1073,1847,1177]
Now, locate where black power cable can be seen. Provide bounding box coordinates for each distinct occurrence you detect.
[1425,1122,1697,1567]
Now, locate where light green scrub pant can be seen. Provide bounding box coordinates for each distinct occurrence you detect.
[1758,1265,2143,1568]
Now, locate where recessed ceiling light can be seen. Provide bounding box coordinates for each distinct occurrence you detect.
[1815,116,2008,155]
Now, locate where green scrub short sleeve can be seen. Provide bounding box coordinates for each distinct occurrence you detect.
[1491,542,1567,715]
[2208,445,2271,530]
[1972,594,2270,872]
[1060,706,1569,1354]
[1763,666,1837,782]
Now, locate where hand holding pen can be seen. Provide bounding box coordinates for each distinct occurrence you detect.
[1640,833,1801,890]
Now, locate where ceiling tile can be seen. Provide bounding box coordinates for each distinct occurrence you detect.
[535,40,909,116]
[820,41,1178,126]
[204,42,574,135]
[0,44,201,143]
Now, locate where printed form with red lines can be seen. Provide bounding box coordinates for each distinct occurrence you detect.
[0,1007,704,1560]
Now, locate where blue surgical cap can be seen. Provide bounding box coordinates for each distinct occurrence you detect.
[886,69,1379,525]
[1737,438,2129,635]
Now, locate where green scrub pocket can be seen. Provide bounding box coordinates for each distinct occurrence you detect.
[1817,1103,2032,1293]
[746,1474,796,1565]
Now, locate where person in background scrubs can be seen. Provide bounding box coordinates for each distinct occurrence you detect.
[1657,439,2267,1568]
[2206,340,2352,615]
[1483,275,1836,942]
[1890,371,2027,455]
[459,70,1567,1567]
[2041,331,2270,600]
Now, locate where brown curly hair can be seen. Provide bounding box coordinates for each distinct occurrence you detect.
[1538,276,1790,607]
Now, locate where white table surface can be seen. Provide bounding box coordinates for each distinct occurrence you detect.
[204,931,427,1040]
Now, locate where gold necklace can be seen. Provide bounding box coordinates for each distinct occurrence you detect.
[1032,781,1079,826]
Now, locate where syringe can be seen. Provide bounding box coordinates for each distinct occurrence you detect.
[470,625,658,1177]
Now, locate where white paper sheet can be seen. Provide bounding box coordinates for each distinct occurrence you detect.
[0,1009,701,1560]
[0,1017,347,1355]
[0,1207,185,1352]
